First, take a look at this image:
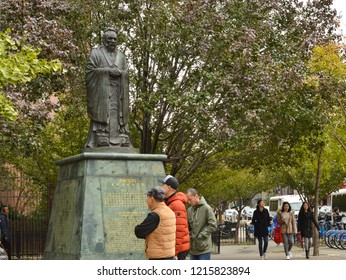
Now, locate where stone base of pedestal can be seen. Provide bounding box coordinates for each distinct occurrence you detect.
[43,152,167,260]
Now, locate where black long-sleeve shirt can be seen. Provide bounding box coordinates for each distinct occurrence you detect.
[252,208,271,237]
[0,214,10,240]
[135,212,160,239]
[297,211,319,238]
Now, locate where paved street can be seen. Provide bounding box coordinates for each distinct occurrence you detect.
[212,240,346,260]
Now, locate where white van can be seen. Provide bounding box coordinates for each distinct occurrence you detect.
[331,188,346,216]
[269,195,303,219]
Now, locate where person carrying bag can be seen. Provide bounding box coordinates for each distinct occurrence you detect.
[273,223,283,244]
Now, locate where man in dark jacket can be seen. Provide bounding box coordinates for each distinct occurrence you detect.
[0,205,11,259]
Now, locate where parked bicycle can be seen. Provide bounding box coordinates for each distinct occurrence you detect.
[246,224,254,240]
[324,218,346,250]
[325,229,346,249]
[268,223,275,240]
[218,223,235,240]
[319,217,333,242]
[246,223,273,240]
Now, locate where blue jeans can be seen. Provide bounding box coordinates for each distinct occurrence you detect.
[190,253,211,260]
[257,236,268,257]
[177,250,188,260]
[149,257,175,260]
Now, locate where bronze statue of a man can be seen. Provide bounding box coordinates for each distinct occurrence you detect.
[85,28,131,148]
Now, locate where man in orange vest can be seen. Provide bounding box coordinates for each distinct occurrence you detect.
[135,186,176,260]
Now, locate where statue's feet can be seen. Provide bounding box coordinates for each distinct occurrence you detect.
[110,134,132,147]
[97,137,110,147]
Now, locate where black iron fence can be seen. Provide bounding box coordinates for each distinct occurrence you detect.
[1,166,259,259]
[0,169,51,259]
[212,222,256,254]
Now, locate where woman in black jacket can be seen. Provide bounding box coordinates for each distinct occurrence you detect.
[252,199,271,260]
[297,202,319,259]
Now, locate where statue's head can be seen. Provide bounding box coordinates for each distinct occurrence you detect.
[103,27,117,51]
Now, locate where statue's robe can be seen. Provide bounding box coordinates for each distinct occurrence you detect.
[85,46,130,147]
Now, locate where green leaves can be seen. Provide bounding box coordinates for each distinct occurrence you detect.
[308,44,346,81]
[0,92,18,121]
[0,0,344,204]
[0,31,63,121]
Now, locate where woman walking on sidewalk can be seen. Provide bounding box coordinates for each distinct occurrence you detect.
[252,199,271,260]
[278,202,297,260]
[297,202,319,259]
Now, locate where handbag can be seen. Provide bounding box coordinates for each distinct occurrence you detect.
[297,232,303,248]
[273,224,283,244]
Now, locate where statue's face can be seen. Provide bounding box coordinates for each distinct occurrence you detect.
[104,31,117,51]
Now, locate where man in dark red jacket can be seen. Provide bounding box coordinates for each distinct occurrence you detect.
[161,175,190,260]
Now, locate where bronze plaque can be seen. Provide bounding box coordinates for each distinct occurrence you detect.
[101,177,149,253]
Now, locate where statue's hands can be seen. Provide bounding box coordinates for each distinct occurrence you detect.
[109,67,121,77]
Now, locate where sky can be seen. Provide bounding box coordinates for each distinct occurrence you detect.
[333,0,346,34]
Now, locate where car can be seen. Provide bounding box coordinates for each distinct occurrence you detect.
[319,205,331,213]
[224,206,256,222]
[224,208,238,222]
[243,207,256,219]
[241,206,256,220]
[318,205,332,221]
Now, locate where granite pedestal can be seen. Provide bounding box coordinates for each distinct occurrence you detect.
[43,152,167,259]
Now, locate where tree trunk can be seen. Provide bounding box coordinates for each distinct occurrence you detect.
[235,211,242,244]
[313,148,323,256]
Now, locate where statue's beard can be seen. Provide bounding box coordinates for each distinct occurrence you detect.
[105,44,116,52]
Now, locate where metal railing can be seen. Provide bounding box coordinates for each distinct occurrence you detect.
[0,169,50,259]
[212,222,256,254]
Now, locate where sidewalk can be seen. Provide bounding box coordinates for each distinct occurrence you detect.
[212,240,346,260]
